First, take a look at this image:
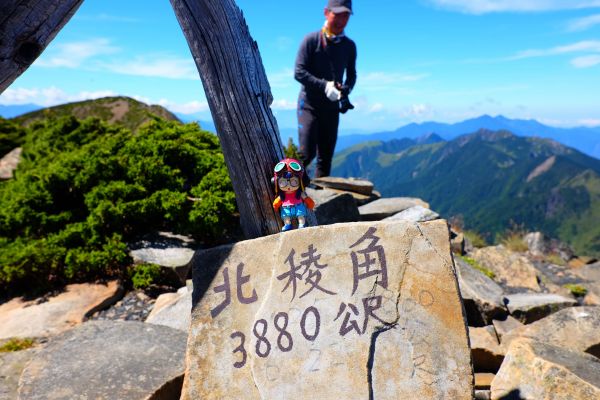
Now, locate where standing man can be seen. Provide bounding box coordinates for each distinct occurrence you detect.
[294,0,357,178]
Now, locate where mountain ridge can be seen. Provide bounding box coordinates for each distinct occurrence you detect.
[332,129,600,257]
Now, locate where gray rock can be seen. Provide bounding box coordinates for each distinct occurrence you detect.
[359,197,430,221]
[455,256,507,326]
[469,326,504,373]
[383,205,439,222]
[0,147,21,180]
[129,232,197,285]
[470,246,541,292]
[0,348,36,400]
[492,316,524,341]
[305,187,360,225]
[503,293,577,324]
[18,321,187,400]
[0,281,123,340]
[491,338,600,400]
[183,220,473,399]
[500,307,600,357]
[146,287,192,332]
[311,176,374,196]
[524,232,546,257]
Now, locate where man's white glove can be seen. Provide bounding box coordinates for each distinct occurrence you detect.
[324,81,342,102]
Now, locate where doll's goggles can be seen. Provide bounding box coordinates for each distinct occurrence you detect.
[274,160,302,174]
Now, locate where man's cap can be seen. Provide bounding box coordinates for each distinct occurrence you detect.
[327,0,353,14]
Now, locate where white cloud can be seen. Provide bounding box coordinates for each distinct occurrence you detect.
[427,0,600,14]
[369,103,385,113]
[578,118,600,126]
[157,99,209,114]
[0,87,117,106]
[271,99,297,110]
[101,56,200,80]
[567,14,600,31]
[510,40,600,59]
[571,54,600,67]
[35,38,119,68]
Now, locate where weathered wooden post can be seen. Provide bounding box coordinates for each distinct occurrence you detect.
[170,0,315,239]
[0,0,84,93]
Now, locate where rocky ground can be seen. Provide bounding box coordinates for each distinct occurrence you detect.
[1,176,599,399]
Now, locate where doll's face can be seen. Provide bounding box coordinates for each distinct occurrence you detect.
[278,175,300,192]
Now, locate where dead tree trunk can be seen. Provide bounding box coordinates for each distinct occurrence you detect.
[0,0,84,93]
[170,0,315,238]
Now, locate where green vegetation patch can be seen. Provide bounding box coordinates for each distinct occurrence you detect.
[460,255,496,279]
[0,338,35,352]
[0,116,237,296]
[564,284,588,297]
[463,230,487,248]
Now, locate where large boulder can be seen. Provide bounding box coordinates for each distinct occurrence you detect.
[491,338,600,400]
[0,281,123,340]
[470,246,540,292]
[17,321,187,400]
[182,220,473,399]
[305,187,360,225]
[455,256,507,326]
[145,286,192,332]
[500,307,600,357]
[358,197,430,221]
[0,348,36,400]
[503,293,577,324]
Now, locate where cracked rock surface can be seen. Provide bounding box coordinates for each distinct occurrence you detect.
[182,220,472,399]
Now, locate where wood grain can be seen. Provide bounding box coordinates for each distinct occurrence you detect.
[170,0,316,238]
[0,0,84,93]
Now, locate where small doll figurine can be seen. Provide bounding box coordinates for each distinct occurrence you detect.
[272,158,315,231]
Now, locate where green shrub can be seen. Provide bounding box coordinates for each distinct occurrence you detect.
[463,230,487,248]
[497,223,529,253]
[0,116,237,295]
[564,284,588,297]
[283,137,300,160]
[130,263,162,289]
[0,338,35,352]
[0,117,27,156]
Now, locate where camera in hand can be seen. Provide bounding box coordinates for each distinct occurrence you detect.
[336,83,354,114]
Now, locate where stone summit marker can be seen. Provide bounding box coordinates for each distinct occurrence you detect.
[182,220,472,399]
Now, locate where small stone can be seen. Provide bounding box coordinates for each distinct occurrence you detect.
[475,373,495,389]
[310,176,374,195]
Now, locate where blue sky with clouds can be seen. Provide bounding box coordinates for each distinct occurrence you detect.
[2,0,600,132]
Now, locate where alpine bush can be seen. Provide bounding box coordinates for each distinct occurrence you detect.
[0,116,237,295]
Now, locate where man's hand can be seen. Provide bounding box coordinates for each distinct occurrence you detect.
[324,81,342,101]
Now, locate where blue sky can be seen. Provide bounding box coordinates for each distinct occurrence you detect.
[2,0,600,132]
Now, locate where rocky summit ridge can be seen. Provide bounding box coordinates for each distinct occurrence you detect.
[0,176,599,400]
